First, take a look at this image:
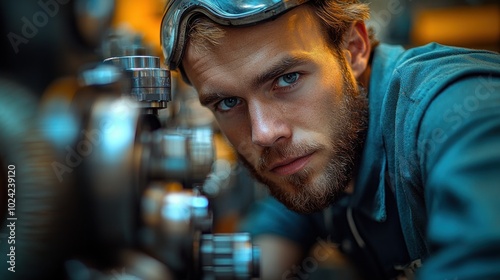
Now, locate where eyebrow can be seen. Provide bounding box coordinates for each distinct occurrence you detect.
[199,91,228,107]
[198,54,310,107]
[251,55,310,89]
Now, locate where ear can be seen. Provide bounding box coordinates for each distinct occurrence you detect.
[343,21,371,79]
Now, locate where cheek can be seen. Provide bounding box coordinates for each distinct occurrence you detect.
[292,83,342,131]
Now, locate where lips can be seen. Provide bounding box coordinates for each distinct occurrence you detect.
[269,153,314,176]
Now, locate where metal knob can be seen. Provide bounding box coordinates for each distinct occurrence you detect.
[103,55,171,109]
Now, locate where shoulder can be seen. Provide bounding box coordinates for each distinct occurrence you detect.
[376,43,500,152]
[390,43,499,101]
[376,43,500,194]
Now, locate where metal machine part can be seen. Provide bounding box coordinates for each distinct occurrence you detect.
[78,63,125,88]
[73,65,258,279]
[148,127,215,186]
[65,250,175,280]
[199,233,260,280]
[0,47,259,279]
[141,188,260,280]
[103,55,171,112]
[141,188,212,279]
[82,96,145,247]
[142,188,213,236]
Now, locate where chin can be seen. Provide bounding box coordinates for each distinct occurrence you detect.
[240,152,351,213]
[270,186,337,214]
[266,169,347,214]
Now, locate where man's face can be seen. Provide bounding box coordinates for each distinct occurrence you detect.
[182,6,368,213]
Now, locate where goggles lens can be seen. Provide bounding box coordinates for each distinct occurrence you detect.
[160,0,309,70]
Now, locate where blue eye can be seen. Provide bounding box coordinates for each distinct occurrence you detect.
[217,97,241,111]
[277,72,299,87]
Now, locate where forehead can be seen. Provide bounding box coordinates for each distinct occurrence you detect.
[182,5,327,91]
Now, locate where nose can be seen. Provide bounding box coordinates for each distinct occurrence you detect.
[249,101,291,147]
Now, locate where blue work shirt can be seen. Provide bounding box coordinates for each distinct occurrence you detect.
[240,43,500,279]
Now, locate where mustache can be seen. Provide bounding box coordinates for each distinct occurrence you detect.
[256,142,323,172]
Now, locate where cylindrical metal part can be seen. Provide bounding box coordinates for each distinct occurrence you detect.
[149,128,215,186]
[103,56,171,109]
[104,55,160,69]
[200,233,260,280]
[186,127,215,182]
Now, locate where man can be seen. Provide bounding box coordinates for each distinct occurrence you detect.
[160,0,500,279]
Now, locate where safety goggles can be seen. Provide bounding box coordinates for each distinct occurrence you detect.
[160,0,310,71]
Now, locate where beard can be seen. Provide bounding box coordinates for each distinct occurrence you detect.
[238,60,369,214]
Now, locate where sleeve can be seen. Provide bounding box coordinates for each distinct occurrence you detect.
[417,74,500,279]
[238,195,326,251]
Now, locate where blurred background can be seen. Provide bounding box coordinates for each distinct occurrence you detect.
[367,0,499,51]
[0,0,498,279]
